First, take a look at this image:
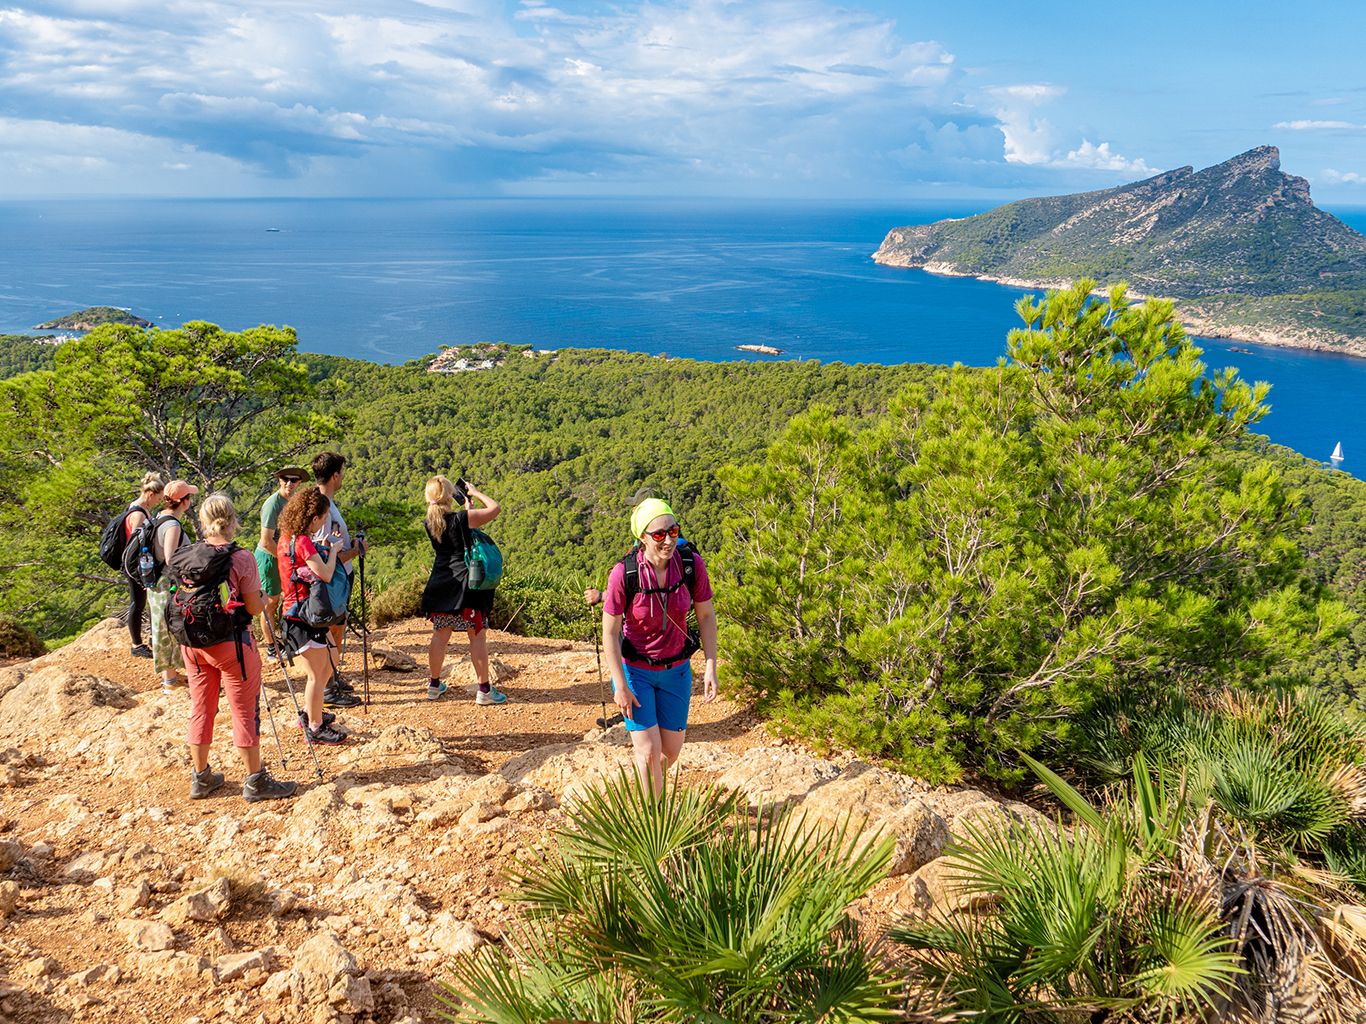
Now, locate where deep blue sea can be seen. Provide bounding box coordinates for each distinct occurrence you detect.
[1,198,1363,473]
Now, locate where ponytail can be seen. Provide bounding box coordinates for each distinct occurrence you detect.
[424,476,456,542]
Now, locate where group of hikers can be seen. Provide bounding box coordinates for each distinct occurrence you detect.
[107,458,719,803]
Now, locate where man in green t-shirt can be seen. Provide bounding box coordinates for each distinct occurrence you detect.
[255,466,307,654]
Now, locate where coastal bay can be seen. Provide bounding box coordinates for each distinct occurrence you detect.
[0,197,1362,471]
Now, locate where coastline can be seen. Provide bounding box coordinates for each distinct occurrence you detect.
[873,252,1366,360]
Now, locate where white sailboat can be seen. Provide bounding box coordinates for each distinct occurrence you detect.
[1331,442,1345,463]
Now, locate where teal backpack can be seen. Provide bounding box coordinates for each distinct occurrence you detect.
[465,528,503,590]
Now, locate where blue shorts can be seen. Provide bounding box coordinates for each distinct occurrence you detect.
[623,659,692,733]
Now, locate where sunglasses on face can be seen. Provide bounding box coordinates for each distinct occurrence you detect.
[646,524,680,542]
[281,476,301,483]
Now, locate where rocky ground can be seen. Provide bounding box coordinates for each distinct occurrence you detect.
[0,616,1045,1024]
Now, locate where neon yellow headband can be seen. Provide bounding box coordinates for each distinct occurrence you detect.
[630,498,675,540]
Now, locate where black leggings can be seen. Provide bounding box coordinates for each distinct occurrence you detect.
[127,581,148,647]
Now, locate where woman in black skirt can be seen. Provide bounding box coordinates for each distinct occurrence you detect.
[420,475,502,704]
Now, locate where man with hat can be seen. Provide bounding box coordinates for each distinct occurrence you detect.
[255,466,307,656]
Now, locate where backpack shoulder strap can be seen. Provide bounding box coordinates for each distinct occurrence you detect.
[677,543,698,599]
[619,547,642,605]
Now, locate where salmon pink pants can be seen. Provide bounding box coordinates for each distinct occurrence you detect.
[183,635,262,748]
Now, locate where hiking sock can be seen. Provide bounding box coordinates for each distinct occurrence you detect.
[430,677,440,688]
[478,682,491,693]
[310,718,322,731]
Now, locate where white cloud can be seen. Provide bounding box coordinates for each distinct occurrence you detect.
[1320,169,1365,185]
[1274,120,1361,130]
[0,0,1155,194]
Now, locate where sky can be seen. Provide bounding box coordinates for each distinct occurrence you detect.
[1,0,1363,201]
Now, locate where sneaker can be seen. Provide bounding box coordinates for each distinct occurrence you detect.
[427,680,448,701]
[304,721,347,745]
[294,710,336,729]
[330,673,355,693]
[475,686,508,706]
[263,643,278,660]
[161,678,179,696]
[190,766,225,799]
[323,686,362,709]
[243,770,298,802]
[131,644,152,659]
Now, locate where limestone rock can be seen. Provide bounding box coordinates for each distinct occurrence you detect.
[328,974,375,1014]
[118,919,177,952]
[368,645,417,673]
[261,969,294,1002]
[337,723,454,769]
[267,888,299,915]
[117,879,151,913]
[68,964,121,987]
[891,856,981,921]
[293,932,359,1004]
[715,747,841,806]
[0,839,20,873]
[34,617,126,660]
[498,741,632,802]
[216,948,275,984]
[951,800,1025,841]
[465,773,516,806]
[505,788,557,813]
[416,799,472,830]
[0,667,137,746]
[0,765,21,786]
[0,880,19,917]
[62,849,107,881]
[23,956,58,977]
[459,655,515,686]
[285,784,354,846]
[428,912,486,958]
[459,802,505,826]
[879,805,951,877]
[140,951,214,984]
[163,876,231,925]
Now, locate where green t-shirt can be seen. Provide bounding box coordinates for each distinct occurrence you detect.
[258,491,287,554]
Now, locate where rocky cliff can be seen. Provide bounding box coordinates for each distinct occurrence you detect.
[874,147,1366,301]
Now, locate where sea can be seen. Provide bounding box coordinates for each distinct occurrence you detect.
[1,198,1363,474]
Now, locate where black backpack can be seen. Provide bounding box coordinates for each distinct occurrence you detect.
[165,543,250,653]
[98,505,145,570]
[122,512,172,587]
[618,540,702,666]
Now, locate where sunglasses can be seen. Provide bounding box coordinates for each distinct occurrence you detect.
[280,476,302,483]
[646,524,680,542]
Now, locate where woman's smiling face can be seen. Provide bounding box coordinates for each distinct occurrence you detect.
[642,514,679,557]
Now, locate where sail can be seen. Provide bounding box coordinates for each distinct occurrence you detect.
[1332,442,1345,461]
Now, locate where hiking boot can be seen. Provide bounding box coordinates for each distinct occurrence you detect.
[304,721,347,745]
[243,770,298,802]
[131,644,152,659]
[323,686,362,709]
[426,680,447,701]
[190,765,225,799]
[330,672,355,694]
[295,710,336,729]
[263,643,278,660]
[475,686,507,706]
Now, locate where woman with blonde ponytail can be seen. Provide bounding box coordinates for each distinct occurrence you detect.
[419,475,502,703]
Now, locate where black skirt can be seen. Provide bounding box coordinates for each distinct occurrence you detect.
[282,617,331,657]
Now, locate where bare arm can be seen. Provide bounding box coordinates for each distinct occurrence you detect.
[259,525,273,550]
[159,521,181,565]
[602,610,639,720]
[694,599,719,702]
[464,482,501,529]
[304,543,340,583]
[240,584,265,617]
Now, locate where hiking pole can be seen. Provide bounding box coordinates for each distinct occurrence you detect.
[356,532,370,713]
[260,613,325,781]
[254,653,289,771]
[590,595,624,730]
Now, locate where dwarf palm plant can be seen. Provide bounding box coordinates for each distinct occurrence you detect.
[439,769,902,1024]
[894,752,1366,1021]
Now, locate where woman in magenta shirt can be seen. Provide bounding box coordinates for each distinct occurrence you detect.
[598,498,718,793]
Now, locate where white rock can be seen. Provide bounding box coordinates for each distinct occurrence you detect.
[117,919,176,952]
[428,912,486,958]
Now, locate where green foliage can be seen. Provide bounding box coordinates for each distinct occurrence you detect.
[442,770,900,1024]
[896,753,1366,1021]
[0,617,45,659]
[0,336,58,378]
[0,321,346,637]
[1073,687,1366,877]
[719,281,1350,783]
[370,565,595,640]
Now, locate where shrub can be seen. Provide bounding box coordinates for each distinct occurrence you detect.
[441,770,900,1023]
[370,566,594,640]
[719,281,1348,783]
[0,617,44,659]
[895,753,1366,1020]
[370,569,428,626]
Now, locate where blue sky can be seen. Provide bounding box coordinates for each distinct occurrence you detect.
[1,0,1363,200]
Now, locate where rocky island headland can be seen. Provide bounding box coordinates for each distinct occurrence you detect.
[874,146,1366,357]
[33,307,152,332]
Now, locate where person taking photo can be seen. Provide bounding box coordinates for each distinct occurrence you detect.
[419,476,503,704]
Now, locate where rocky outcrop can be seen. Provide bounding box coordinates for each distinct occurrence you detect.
[874,146,1366,316]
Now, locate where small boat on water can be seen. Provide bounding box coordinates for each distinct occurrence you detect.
[1331,442,1345,463]
[265,228,281,232]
